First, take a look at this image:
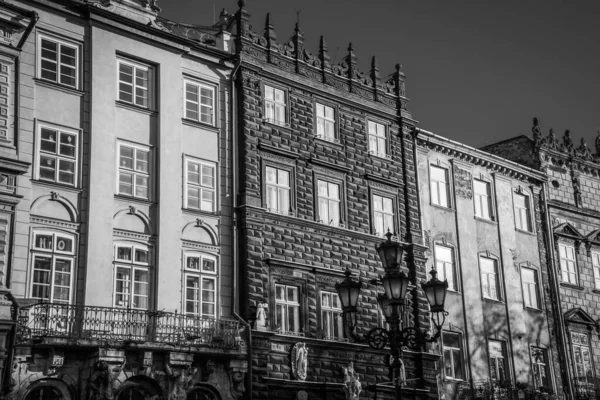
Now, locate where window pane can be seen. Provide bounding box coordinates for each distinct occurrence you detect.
[187,257,200,270]
[202,258,216,273]
[135,249,148,263]
[40,129,58,153]
[55,237,73,253]
[120,147,134,169]
[117,246,132,261]
[35,234,53,250]
[135,150,149,172]
[201,165,214,187]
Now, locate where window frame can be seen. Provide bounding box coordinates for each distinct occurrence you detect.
[367,119,389,159]
[442,331,464,381]
[479,255,501,301]
[434,243,458,292]
[117,58,153,109]
[520,266,541,310]
[116,141,152,201]
[274,283,301,334]
[430,164,451,208]
[183,78,217,126]
[182,251,218,319]
[592,251,600,290]
[473,178,493,220]
[370,189,397,237]
[183,155,217,213]
[29,230,76,304]
[320,290,344,340]
[35,122,80,187]
[488,339,509,383]
[263,83,289,127]
[112,242,151,310]
[570,331,595,380]
[513,191,533,232]
[261,159,296,216]
[530,346,552,391]
[558,242,578,286]
[313,100,339,143]
[315,176,345,228]
[37,33,80,89]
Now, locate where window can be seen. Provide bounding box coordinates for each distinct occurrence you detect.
[372,194,394,236]
[572,332,593,379]
[38,35,78,88]
[184,80,215,125]
[514,193,532,231]
[118,59,150,108]
[321,291,343,340]
[30,231,75,304]
[531,347,550,390]
[474,180,492,219]
[480,257,500,300]
[435,245,456,291]
[559,243,578,285]
[265,166,290,214]
[367,121,387,157]
[316,103,336,142]
[184,253,217,319]
[592,252,600,289]
[185,158,216,212]
[443,332,463,380]
[117,143,150,199]
[317,180,341,226]
[37,125,78,186]
[113,243,150,309]
[264,85,286,126]
[488,340,507,382]
[521,267,540,309]
[430,165,450,207]
[275,284,300,333]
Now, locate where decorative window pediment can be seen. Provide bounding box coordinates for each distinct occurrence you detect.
[554,222,584,243]
[586,229,600,246]
[0,4,35,49]
[564,308,598,327]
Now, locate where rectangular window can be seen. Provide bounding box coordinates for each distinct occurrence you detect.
[321,291,343,340]
[184,253,217,318]
[265,166,290,214]
[317,180,341,226]
[514,193,532,231]
[275,284,300,333]
[559,243,578,285]
[443,332,463,380]
[480,257,499,300]
[39,35,78,88]
[264,85,286,126]
[185,159,216,212]
[572,332,593,379]
[521,267,540,309]
[30,232,75,304]
[372,194,394,236]
[367,121,387,157]
[316,103,336,142]
[184,80,215,125]
[435,245,456,291]
[474,180,492,219]
[118,143,150,199]
[488,340,507,382]
[118,59,150,108]
[531,347,550,390]
[37,126,78,186]
[430,165,450,207]
[592,252,600,290]
[113,243,150,309]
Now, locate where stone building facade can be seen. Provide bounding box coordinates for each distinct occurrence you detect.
[484,119,600,400]
[229,2,440,399]
[416,129,561,399]
[1,1,247,399]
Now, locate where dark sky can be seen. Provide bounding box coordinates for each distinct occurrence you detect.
[160,0,600,150]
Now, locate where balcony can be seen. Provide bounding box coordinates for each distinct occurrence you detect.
[573,377,600,400]
[16,303,243,350]
[456,380,553,400]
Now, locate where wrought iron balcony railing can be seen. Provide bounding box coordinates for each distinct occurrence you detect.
[457,380,553,400]
[573,376,600,400]
[17,303,243,350]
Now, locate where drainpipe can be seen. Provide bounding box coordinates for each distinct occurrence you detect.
[541,183,573,399]
[233,312,251,400]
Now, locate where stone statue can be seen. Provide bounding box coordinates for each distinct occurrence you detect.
[532,117,542,148]
[563,130,574,154]
[88,361,124,400]
[342,362,362,400]
[595,131,600,157]
[165,364,197,400]
[256,303,268,330]
[291,342,308,381]
[576,138,592,160]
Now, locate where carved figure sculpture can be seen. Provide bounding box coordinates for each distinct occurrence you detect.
[563,130,574,154]
[256,303,268,330]
[595,131,600,157]
[532,118,542,148]
[290,342,308,381]
[166,364,197,400]
[88,361,123,400]
[342,362,362,400]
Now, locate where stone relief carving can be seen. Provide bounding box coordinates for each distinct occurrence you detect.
[453,166,473,200]
[342,362,362,400]
[256,303,268,330]
[291,342,308,381]
[89,360,125,400]
[166,364,197,400]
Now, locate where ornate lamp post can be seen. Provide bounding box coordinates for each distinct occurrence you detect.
[335,232,449,400]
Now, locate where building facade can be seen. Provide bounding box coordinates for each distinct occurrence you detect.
[415,129,562,399]
[484,120,600,400]
[1,1,247,399]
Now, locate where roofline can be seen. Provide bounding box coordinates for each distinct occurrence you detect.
[415,127,546,181]
[480,134,533,148]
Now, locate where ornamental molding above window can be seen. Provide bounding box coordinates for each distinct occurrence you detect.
[309,157,350,174]
[310,163,347,180]
[365,174,401,191]
[113,228,153,242]
[564,307,598,328]
[553,222,584,247]
[181,240,219,253]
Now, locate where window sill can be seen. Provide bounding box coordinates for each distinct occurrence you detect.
[482,297,504,304]
[181,118,219,133]
[31,179,81,193]
[33,78,85,97]
[474,216,496,225]
[314,135,343,148]
[262,119,291,131]
[447,288,462,295]
[592,289,600,295]
[430,203,455,212]
[515,228,536,236]
[265,208,295,218]
[182,208,219,217]
[560,282,584,291]
[114,193,155,206]
[368,151,392,161]
[524,306,544,313]
[115,100,157,116]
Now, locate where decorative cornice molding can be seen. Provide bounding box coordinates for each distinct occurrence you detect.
[30,216,79,230]
[265,257,346,278]
[258,142,300,160]
[113,228,154,242]
[309,157,351,173]
[181,240,220,253]
[364,173,402,190]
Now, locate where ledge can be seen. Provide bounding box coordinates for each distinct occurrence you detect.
[114,194,156,207]
[33,78,85,97]
[430,203,455,213]
[364,173,402,188]
[181,207,220,218]
[0,156,30,174]
[309,156,351,173]
[560,283,585,291]
[115,100,157,116]
[257,142,300,159]
[262,119,292,133]
[474,216,496,225]
[314,135,343,149]
[31,179,82,194]
[262,377,344,389]
[515,228,537,237]
[181,118,220,133]
[264,257,347,278]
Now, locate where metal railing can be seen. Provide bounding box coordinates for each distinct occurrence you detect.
[17,303,243,349]
[456,380,553,400]
[573,377,600,400]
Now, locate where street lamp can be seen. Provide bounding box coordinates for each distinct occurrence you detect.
[335,231,449,399]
